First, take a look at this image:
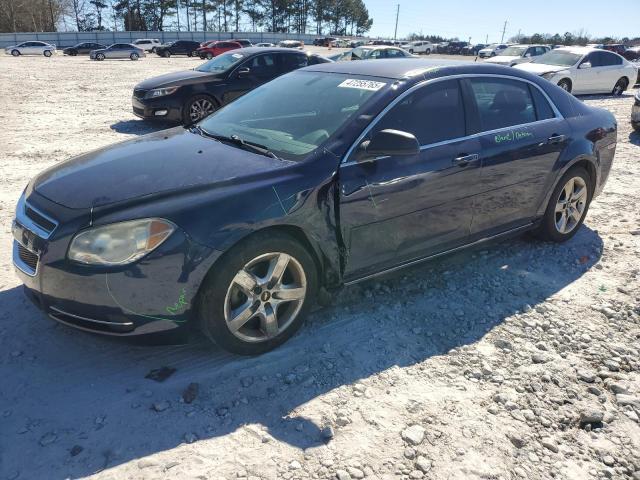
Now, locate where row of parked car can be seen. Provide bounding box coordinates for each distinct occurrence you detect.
[2,38,306,60]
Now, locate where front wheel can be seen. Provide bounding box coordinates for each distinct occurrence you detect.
[612,77,628,96]
[183,95,217,124]
[151,47,156,53]
[425,49,431,55]
[557,79,572,93]
[534,167,592,243]
[206,52,213,60]
[11,49,19,56]
[43,50,52,57]
[96,53,105,61]
[198,231,318,355]
[130,52,139,60]
[163,51,171,58]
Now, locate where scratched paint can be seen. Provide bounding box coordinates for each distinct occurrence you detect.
[166,288,188,315]
[494,129,534,144]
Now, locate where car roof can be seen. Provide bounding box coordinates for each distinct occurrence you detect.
[303,58,475,79]
[554,46,598,54]
[234,46,307,54]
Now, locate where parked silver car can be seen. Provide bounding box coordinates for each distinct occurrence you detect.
[90,43,145,61]
[4,41,56,57]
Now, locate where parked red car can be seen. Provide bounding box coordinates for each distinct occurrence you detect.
[197,40,242,60]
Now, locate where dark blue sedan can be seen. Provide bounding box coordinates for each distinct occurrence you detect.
[12,59,616,355]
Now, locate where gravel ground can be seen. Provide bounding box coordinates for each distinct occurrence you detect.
[0,51,639,480]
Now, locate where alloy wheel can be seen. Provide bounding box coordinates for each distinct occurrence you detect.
[223,252,307,343]
[554,176,588,234]
[189,98,215,122]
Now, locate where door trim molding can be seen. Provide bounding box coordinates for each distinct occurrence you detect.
[343,222,534,286]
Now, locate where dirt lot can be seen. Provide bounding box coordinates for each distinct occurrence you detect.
[0,50,639,480]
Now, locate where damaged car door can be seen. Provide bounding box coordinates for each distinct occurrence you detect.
[339,79,483,280]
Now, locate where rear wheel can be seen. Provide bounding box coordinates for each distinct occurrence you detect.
[130,52,139,61]
[425,48,431,55]
[557,79,572,93]
[612,77,628,96]
[198,231,317,355]
[11,49,19,56]
[163,51,171,58]
[534,167,592,243]
[183,95,217,125]
[191,50,199,57]
[408,49,414,54]
[151,47,156,53]
[43,50,52,57]
[69,50,78,56]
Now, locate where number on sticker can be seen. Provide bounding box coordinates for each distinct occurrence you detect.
[338,79,387,91]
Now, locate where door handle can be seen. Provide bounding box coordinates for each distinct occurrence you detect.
[547,134,566,144]
[452,154,479,167]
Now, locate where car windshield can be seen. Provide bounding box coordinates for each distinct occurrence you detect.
[531,50,582,66]
[196,51,246,72]
[198,71,388,161]
[499,46,527,56]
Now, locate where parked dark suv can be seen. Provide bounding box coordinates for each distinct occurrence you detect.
[447,41,469,54]
[133,47,331,124]
[155,40,201,57]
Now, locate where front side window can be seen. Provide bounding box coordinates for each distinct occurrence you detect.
[199,72,386,160]
[372,79,465,145]
[282,53,308,70]
[196,51,246,72]
[500,46,527,57]
[532,50,581,67]
[469,78,536,131]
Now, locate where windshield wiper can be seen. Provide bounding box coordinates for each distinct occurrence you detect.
[189,126,281,160]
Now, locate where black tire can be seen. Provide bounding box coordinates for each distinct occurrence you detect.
[557,79,572,93]
[163,51,171,58]
[11,49,19,56]
[612,77,628,96]
[43,50,52,57]
[198,231,318,355]
[182,94,217,125]
[409,49,414,54]
[425,49,431,55]
[96,53,105,61]
[191,50,199,57]
[130,52,139,61]
[206,52,213,60]
[533,166,592,243]
[151,47,156,53]
[69,50,78,56]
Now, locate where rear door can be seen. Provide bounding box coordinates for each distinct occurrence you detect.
[464,76,569,237]
[339,79,483,279]
[595,51,625,92]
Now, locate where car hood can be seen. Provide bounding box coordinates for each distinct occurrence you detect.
[135,69,222,89]
[514,62,566,74]
[32,127,291,209]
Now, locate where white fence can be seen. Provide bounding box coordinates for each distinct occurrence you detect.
[0,31,324,48]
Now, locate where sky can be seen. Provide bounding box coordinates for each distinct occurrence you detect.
[365,0,638,42]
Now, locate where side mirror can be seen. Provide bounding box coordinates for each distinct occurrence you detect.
[356,129,420,162]
[237,67,250,78]
[580,62,592,69]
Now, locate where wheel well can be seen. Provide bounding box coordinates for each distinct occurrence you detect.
[558,78,572,87]
[572,159,597,194]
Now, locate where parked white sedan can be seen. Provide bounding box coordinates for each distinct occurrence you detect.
[484,44,550,66]
[4,41,56,57]
[515,46,638,95]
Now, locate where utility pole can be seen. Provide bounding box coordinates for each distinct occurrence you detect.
[517,29,521,42]
[500,20,507,43]
[485,34,488,44]
[177,1,180,31]
[393,4,399,41]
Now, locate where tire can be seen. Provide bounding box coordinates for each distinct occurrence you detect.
[69,50,77,56]
[151,47,156,53]
[206,52,213,60]
[409,49,414,54]
[534,166,592,243]
[130,52,139,61]
[11,49,19,56]
[557,79,572,93]
[43,50,52,57]
[96,53,105,61]
[425,49,431,55]
[198,231,318,355]
[182,94,217,125]
[612,77,628,96]
[191,50,199,57]
[163,51,171,58]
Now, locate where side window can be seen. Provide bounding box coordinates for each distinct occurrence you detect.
[282,53,308,71]
[373,79,465,145]
[583,53,599,67]
[469,78,536,131]
[530,86,555,121]
[601,52,622,66]
[387,49,404,58]
[246,54,278,77]
[369,49,384,59]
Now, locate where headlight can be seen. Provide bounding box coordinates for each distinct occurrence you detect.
[540,72,557,80]
[145,86,180,99]
[68,218,175,266]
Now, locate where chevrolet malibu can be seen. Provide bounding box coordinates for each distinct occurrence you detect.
[13,59,616,355]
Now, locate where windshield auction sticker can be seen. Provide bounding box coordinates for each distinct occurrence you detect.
[338,79,387,91]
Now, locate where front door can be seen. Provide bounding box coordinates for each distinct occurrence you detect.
[464,76,570,238]
[339,79,483,280]
[223,53,280,104]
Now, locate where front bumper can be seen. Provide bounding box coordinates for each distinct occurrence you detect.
[132,91,184,122]
[12,191,217,341]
